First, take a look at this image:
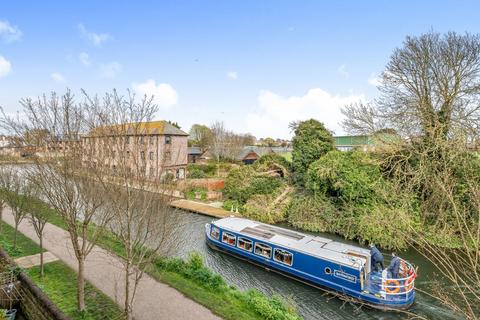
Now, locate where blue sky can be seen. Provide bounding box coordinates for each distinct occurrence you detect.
[1,1,479,138]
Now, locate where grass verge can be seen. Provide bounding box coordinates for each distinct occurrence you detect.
[27,261,124,320]
[39,201,302,320]
[0,221,44,258]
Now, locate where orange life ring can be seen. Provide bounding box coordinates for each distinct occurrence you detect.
[385,279,400,294]
[405,270,416,291]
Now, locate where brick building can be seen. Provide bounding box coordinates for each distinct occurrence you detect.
[82,121,188,180]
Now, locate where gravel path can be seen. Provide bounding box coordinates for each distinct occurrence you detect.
[3,208,221,320]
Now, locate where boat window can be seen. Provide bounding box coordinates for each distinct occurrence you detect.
[274,248,293,266]
[210,226,220,240]
[222,232,236,246]
[254,243,272,259]
[237,237,253,252]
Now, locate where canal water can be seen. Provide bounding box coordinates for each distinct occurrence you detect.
[166,209,459,320]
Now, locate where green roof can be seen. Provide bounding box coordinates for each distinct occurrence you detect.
[334,135,373,147]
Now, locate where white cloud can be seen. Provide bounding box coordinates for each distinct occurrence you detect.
[77,23,112,46]
[0,56,12,78]
[78,52,91,66]
[0,20,22,42]
[51,72,66,82]
[337,64,349,78]
[368,73,381,87]
[227,71,238,80]
[99,62,122,78]
[246,88,365,139]
[132,79,178,109]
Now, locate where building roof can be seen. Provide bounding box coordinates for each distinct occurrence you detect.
[334,135,372,147]
[188,147,204,155]
[89,121,188,137]
[214,217,369,269]
[236,146,274,161]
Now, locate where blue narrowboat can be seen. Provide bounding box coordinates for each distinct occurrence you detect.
[205,217,416,310]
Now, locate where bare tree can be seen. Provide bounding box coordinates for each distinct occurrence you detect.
[0,90,114,312]
[343,32,480,140]
[189,124,213,151]
[0,167,13,234]
[25,186,52,278]
[3,170,31,249]
[342,31,480,319]
[80,91,181,319]
[210,121,251,162]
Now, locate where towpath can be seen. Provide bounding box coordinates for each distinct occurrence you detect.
[2,208,220,320]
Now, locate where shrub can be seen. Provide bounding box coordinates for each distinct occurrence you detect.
[185,187,208,201]
[305,150,382,204]
[223,166,284,204]
[287,193,337,232]
[187,163,217,177]
[254,153,291,175]
[244,290,301,320]
[188,168,207,179]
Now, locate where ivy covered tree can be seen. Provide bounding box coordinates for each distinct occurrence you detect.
[290,119,334,185]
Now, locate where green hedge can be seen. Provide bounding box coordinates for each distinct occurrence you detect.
[153,253,301,320]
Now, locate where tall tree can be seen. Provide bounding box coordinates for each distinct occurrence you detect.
[342,31,480,319]
[0,90,114,312]
[80,90,180,320]
[290,119,334,185]
[26,196,52,278]
[0,167,13,234]
[3,171,31,249]
[189,124,213,151]
[342,32,480,141]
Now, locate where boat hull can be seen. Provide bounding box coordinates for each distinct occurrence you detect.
[206,228,414,311]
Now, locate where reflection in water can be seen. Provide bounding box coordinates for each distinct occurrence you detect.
[166,209,459,320]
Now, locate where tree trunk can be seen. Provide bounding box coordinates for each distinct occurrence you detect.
[40,236,44,278]
[125,260,132,320]
[13,223,18,250]
[0,206,3,234]
[77,257,86,312]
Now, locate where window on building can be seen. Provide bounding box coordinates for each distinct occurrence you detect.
[164,151,171,161]
[149,167,155,177]
[150,136,154,145]
[274,249,293,266]
[140,151,145,160]
[140,136,144,144]
[210,226,220,240]
[254,243,272,259]
[126,136,130,144]
[126,150,130,157]
[165,135,172,144]
[222,232,236,246]
[237,237,253,252]
[149,151,154,160]
[177,168,185,179]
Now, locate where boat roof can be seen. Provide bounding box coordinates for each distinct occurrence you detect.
[213,217,370,269]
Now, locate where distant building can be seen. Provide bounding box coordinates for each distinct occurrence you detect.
[188,147,204,163]
[235,146,292,164]
[334,135,374,152]
[82,120,188,180]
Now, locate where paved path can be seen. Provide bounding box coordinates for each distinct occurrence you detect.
[15,251,59,268]
[2,208,220,320]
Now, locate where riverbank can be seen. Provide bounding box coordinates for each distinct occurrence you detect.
[170,199,236,218]
[1,196,303,320]
[1,208,221,320]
